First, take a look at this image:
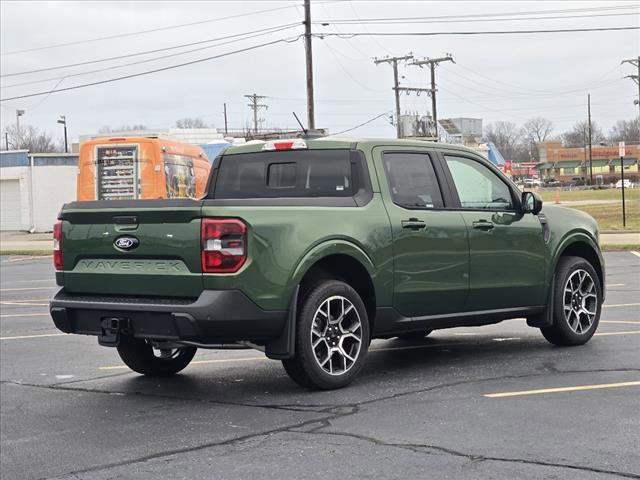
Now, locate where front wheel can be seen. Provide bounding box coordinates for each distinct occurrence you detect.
[282,280,370,390]
[540,256,602,346]
[117,337,197,376]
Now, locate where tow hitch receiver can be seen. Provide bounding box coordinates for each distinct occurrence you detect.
[98,317,130,347]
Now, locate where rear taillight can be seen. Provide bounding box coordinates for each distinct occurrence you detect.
[53,220,63,271]
[201,219,247,273]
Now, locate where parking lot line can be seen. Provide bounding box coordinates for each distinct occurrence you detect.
[0,333,66,340]
[99,356,267,370]
[0,301,49,306]
[631,251,640,258]
[593,330,640,337]
[603,303,640,308]
[0,312,49,318]
[600,320,640,325]
[484,381,640,398]
[0,287,57,292]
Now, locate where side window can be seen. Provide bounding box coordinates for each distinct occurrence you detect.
[383,152,443,208]
[445,155,514,210]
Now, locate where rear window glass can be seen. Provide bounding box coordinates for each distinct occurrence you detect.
[214,150,353,198]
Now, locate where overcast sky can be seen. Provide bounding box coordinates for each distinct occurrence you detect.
[1,0,638,145]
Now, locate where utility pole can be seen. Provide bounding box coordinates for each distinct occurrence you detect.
[587,94,593,186]
[223,103,228,134]
[303,0,315,130]
[244,93,268,134]
[411,54,454,140]
[621,57,640,137]
[374,54,413,138]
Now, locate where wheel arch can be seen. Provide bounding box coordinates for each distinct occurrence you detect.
[552,233,604,297]
[290,241,378,333]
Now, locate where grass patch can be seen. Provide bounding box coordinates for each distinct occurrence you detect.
[570,202,640,230]
[538,188,640,202]
[600,244,640,252]
[0,250,53,256]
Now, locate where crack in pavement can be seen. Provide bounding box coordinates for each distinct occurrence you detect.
[3,366,638,479]
[300,429,640,479]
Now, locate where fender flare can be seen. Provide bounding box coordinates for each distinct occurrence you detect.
[289,239,377,287]
[265,240,377,360]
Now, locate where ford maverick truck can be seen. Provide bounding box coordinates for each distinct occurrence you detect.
[50,138,604,390]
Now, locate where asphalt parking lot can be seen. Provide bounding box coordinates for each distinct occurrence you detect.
[1,252,639,480]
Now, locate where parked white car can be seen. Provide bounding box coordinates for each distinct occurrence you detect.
[615,179,634,189]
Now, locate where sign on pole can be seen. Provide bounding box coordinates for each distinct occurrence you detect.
[619,141,625,157]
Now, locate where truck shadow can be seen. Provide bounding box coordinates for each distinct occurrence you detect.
[111,333,583,405]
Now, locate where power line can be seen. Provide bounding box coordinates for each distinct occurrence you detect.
[333,111,392,135]
[1,23,302,78]
[315,26,640,37]
[2,25,301,89]
[314,4,639,23]
[0,4,302,56]
[0,37,302,102]
[316,12,639,25]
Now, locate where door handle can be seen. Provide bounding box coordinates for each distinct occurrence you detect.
[402,218,427,230]
[472,220,494,231]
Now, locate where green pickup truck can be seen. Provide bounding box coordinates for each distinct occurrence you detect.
[50,137,604,390]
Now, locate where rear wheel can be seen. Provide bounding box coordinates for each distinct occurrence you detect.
[396,330,432,340]
[540,256,602,346]
[117,337,197,376]
[282,280,370,390]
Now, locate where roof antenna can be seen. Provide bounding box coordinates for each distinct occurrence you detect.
[292,112,307,135]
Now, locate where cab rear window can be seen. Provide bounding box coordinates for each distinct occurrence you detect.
[213,150,353,198]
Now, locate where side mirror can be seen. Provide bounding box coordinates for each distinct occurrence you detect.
[522,191,543,215]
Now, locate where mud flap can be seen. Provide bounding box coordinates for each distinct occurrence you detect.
[265,285,299,360]
[527,275,555,328]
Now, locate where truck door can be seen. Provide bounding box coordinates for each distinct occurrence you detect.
[96,144,139,200]
[441,154,547,310]
[373,147,469,318]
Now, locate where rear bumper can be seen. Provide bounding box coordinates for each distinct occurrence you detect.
[50,289,287,344]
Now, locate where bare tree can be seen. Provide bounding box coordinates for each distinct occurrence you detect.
[521,117,554,161]
[4,124,58,152]
[483,121,526,161]
[97,124,147,133]
[561,120,605,148]
[608,117,640,144]
[175,117,208,129]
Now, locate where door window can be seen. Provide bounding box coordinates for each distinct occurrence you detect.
[445,155,514,210]
[383,152,443,208]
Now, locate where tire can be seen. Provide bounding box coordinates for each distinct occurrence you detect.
[540,256,602,346]
[396,330,432,340]
[282,280,370,390]
[117,337,197,376]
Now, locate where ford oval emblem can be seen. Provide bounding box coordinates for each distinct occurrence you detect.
[114,235,139,251]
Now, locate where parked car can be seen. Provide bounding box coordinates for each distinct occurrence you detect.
[615,179,634,188]
[50,138,605,390]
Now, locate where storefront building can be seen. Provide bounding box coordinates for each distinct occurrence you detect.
[535,141,639,184]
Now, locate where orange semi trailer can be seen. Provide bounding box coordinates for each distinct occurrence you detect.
[77,136,211,201]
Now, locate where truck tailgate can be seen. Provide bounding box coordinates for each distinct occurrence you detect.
[59,200,203,298]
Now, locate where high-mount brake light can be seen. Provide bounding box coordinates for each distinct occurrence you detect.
[201,218,247,273]
[53,220,63,271]
[262,139,307,151]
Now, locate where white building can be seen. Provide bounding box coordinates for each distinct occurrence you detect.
[0,151,78,232]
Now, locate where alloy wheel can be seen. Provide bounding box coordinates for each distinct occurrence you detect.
[310,295,363,376]
[563,269,598,334]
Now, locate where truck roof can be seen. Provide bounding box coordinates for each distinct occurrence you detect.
[223,137,483,157]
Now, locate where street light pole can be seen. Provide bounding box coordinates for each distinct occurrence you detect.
[57,115,68,153]
[16,109,25,149]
